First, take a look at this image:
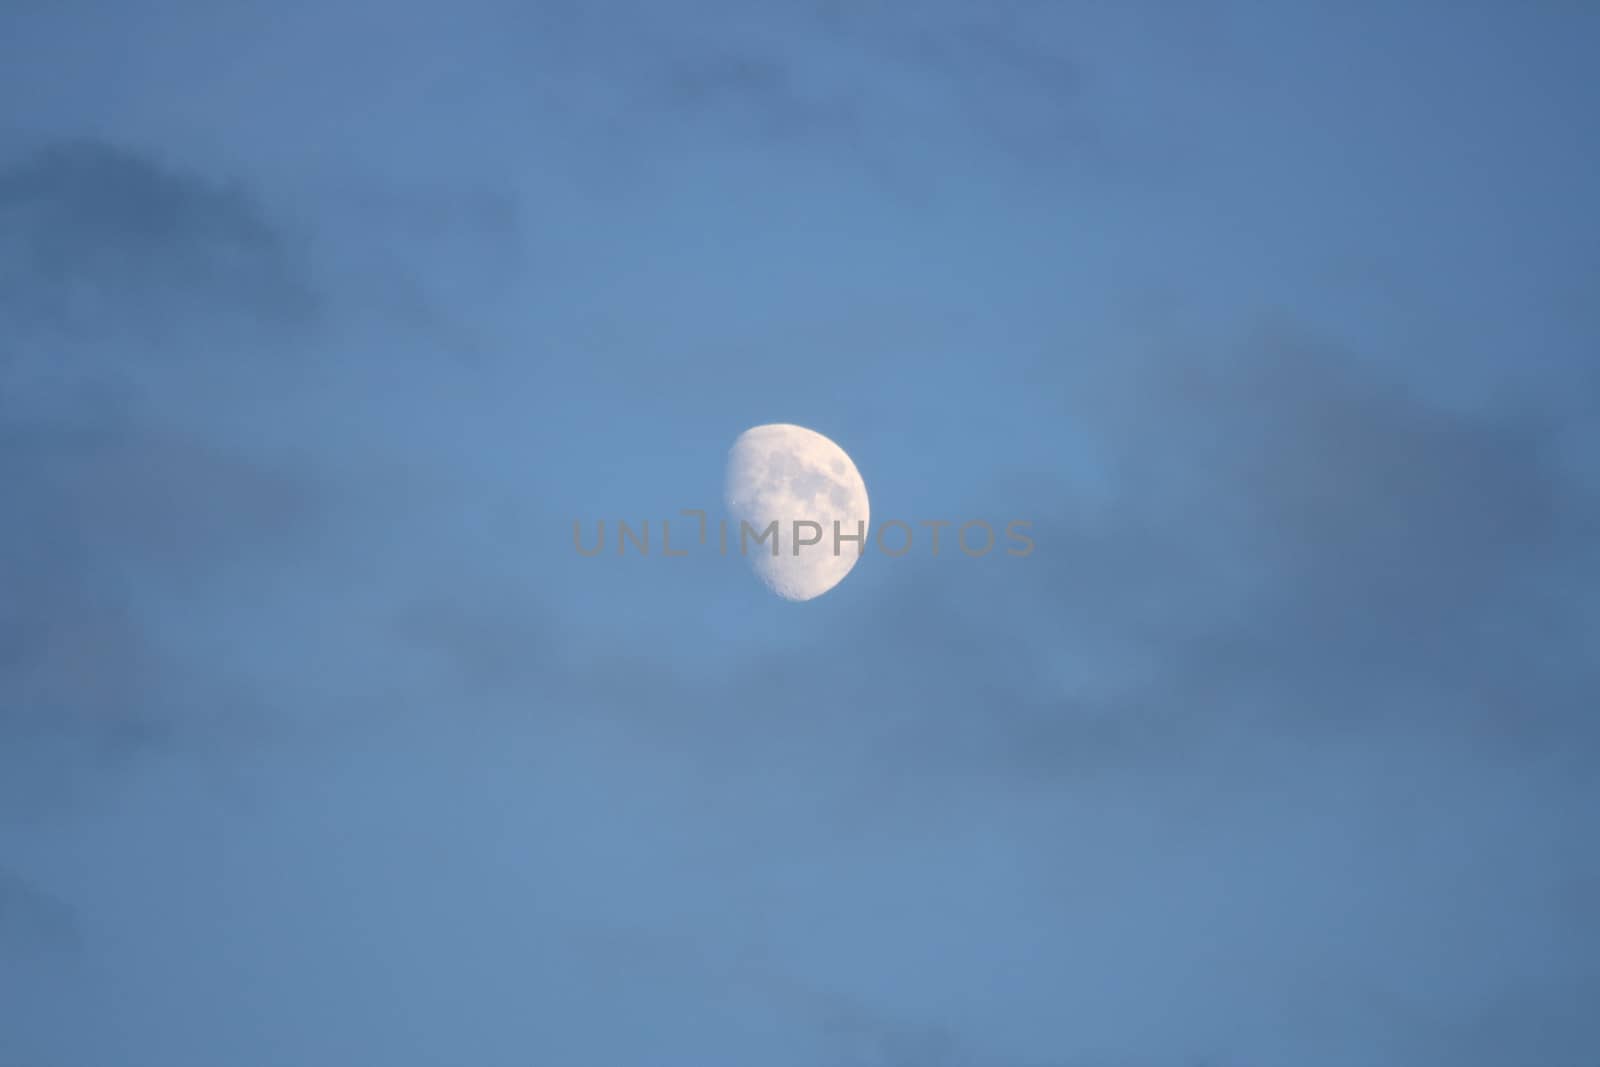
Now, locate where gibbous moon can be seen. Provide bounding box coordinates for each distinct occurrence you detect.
[724,423,870,601]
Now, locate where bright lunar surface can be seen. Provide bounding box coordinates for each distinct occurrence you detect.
[724,424,870,601]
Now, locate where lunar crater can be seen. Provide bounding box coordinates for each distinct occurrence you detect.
[724,423,870,602]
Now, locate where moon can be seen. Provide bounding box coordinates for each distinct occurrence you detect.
[724,424,870,601]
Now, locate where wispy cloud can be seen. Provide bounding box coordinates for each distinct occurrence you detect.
[2,3,1597,1065]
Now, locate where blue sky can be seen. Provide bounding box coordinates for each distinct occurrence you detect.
[2,3,1597,1065]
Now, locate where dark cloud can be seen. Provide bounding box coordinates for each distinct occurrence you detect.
[0,141,327,755]
[0,140,319,344]
[570,0,1093,175]
[658,52,860,144]
[1051,331,1599,746]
